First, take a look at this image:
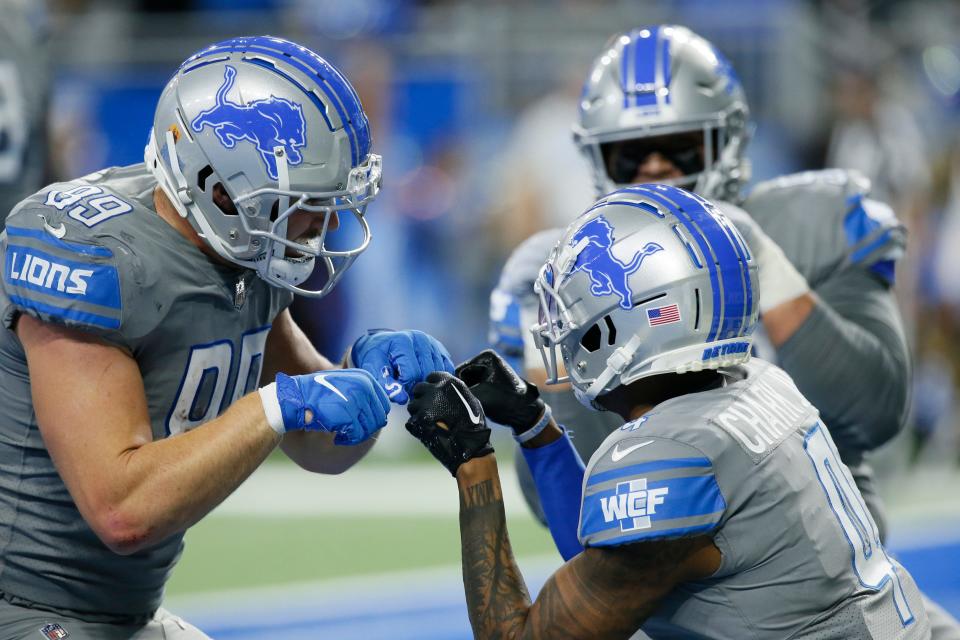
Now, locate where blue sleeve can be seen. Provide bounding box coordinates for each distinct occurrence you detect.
[2,224,124,336]
[579,437,726,547]
[842,196,904,285]
[521,427,586,561]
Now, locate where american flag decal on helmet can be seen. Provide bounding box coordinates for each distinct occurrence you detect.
[647,303,681,326]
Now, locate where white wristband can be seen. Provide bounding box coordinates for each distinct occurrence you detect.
[258,383,286,436]
[514,404,552,444]
[757,240,810,311]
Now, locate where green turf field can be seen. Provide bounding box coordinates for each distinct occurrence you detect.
[167,512,556,595]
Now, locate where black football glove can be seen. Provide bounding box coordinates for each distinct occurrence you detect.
[455,349,546,437]
[405,371,494,477]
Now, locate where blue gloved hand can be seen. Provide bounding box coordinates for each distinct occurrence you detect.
[259,369,391,445]
[349,329,455,404]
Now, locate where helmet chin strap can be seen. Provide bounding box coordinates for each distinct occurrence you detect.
[267,145,291,271]
[580,333,645,401]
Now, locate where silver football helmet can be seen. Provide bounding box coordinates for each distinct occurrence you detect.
[573,25,750,203]
[532,184,758,409]
[144,36,382,297]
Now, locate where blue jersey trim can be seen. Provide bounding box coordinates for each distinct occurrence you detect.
[6,226,114,258]
[5,245,121,310]
[586,456,712,487]
[9,295,120,329]
[189,366,221,422]
[870,259,896,284]
[580,472,725,539]
[586,521,718,547]
[850,229,894,265]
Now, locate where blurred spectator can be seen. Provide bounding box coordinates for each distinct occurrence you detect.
[485,75,594,260]
[826,66,931,209]
[0,0,50,228]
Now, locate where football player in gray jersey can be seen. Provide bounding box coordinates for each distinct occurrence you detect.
[492,24,908,538]
[0,38,454,639]
[409,185,930,639]
[490,25,959,637]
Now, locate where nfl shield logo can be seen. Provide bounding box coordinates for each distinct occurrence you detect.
[39,623,69,639]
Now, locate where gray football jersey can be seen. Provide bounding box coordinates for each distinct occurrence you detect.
[579,360,929,639]
[0,164,293,617]
[743,169,905,289]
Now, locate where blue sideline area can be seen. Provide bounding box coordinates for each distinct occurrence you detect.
[179,532,960,640]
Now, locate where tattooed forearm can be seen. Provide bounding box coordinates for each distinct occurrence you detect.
[523,539,707,638]
[458,458,532,639]
[455,458,719,640]
[462,478,497,509]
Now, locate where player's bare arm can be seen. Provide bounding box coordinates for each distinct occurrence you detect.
[18,314,281,555]
[456,454,718,640]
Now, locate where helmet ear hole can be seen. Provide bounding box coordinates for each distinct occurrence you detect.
[212,182,239,216]
[604,315,617,345]
[580,323,602,353]
[197,165,214,192]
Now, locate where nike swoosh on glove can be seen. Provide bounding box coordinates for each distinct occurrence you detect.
[405,372,493,476]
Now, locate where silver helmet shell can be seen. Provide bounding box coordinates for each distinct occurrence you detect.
[573,25,750,203]
[144,36,382,297]
[532,184,758,409]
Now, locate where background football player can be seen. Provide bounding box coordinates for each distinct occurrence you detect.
[492,24,905,533]
[0,37,453,639]
[410,185,931,639]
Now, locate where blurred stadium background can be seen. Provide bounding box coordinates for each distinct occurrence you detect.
[3,0,960,637]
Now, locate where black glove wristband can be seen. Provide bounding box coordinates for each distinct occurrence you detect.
[405,420,494,476]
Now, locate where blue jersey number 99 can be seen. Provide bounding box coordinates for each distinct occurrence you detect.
[166,327,270,435]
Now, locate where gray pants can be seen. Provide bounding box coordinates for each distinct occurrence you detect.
[0,599,210,640]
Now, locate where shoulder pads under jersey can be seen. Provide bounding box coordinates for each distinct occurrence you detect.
[1,174,160,348]
[743,169,905,286]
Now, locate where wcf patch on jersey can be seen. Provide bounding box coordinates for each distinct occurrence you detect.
[600,478,669,532]
[39,622,69,639]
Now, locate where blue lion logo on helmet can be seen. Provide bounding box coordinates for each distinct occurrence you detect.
[191,65,306,180]
[568,215,663,310]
